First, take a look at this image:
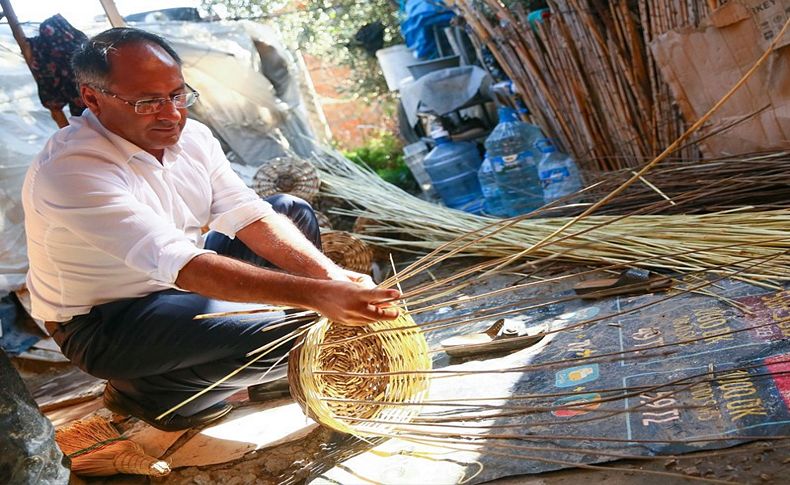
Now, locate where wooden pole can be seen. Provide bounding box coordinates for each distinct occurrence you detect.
[98,0,126,28]
[0,0,68,127]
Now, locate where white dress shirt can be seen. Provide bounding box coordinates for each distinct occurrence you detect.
[22,110,274,322]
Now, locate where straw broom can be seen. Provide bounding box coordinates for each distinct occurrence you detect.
[55,416,170,477]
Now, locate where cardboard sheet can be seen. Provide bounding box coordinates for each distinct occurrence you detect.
[650,1,790,156]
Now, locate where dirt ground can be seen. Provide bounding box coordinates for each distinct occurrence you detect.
[97,425,790,484]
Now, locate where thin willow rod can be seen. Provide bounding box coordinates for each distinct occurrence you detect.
[676,103,771,152]
[396,431,790,446]
[631,171,676,205]
[322,358,790,410]
[332,368,790,429]
[348,375,707,417]
[385,430,790,469]
[314,314,789,380]
[195,305,294,320]
[387,434,735,484]
[387,427,790,463]
[388,375,706,428]
[404,235,789,314]
[402,235,784,318]
[155,322,312,420]
[319,248,788,349]
[398,251,574,310]
[243,314,322,357]
[380,369,764,428]
[320,363,790,416]
[315,309,788,384]
[499,16,790,269]
[376,181,603,291]
[372,184,572,289]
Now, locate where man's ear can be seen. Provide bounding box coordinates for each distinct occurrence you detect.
[80,84,101,114]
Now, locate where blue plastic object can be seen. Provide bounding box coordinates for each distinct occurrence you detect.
[400,0,455,59]
[484,107,545,216]
[478,157,508,217]
[423,130,484,211]
[536,139,584,203]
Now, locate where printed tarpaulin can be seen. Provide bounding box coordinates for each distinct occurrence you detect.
[310,279,790,484]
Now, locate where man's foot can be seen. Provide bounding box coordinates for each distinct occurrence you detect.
[103,384,232,432]
[247,378,291,402]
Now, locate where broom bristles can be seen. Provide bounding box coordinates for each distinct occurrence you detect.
[55,416,170,477]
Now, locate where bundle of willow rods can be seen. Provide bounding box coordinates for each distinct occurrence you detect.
[451,0,712,170]
[549,152,790,216]
[312,148,789,284]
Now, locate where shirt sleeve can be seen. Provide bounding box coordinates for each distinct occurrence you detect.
[29,156,213,285]
[198,125,274,238]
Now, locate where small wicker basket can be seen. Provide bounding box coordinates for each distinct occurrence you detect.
[252,156,320,202]
[288,315,431,436]
[321,230,373,274]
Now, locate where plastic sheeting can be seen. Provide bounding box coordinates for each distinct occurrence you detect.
[0,20,318,295]
[400,0,455,59]
[139,20,317,163]
[399,65,492,127]
[0,31,59,295]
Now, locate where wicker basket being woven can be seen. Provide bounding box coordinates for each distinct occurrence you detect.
[288,315,431,436]
[252,156,320,202]
[321,230,373,274]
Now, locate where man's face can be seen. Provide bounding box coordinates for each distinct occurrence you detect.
[81,42,188,160]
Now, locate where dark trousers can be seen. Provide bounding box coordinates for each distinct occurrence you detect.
[51,194,321,416]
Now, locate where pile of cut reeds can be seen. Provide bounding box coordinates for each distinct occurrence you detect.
[312,148,789,285]
[451,0,713,170]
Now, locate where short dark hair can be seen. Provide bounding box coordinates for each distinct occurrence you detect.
[72,27,182,87]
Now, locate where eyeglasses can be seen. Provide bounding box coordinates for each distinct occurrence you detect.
[92,84,200,115]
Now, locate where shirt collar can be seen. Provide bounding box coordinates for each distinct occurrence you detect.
[82,109,184,165]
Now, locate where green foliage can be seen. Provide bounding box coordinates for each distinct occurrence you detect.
[343,132,418,192]
[202,0,403,101]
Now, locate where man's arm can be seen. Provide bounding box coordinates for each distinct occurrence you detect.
[175,253,400,325]
[235,214,342,280]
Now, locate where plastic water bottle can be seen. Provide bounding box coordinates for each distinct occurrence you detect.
[477,157,507,217]
[423,129,484,212]
[484,106,544,216]
[536,139,584,203]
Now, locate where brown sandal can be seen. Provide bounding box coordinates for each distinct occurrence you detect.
[440,318,544,358]
[574,268,672,299]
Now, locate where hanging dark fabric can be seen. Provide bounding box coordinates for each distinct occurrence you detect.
[27,14,87,117]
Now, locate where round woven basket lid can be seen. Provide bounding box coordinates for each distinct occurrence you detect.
[252,156,320,202]
[288,315,431,436]
[322,230,373,274]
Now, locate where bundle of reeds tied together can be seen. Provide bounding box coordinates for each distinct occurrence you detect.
[311,147,789,285]
[55,416,170,477]
[450,0,714,170]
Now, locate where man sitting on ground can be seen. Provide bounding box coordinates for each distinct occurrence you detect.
[22,27,399,431]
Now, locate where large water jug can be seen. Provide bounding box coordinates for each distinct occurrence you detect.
[478,157,508,217]
[484,107,544,216]
[423,129,483,211]
[536,139,583,203]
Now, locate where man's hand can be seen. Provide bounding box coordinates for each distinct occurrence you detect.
[314,281,401,326]
[329,268,376,289]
